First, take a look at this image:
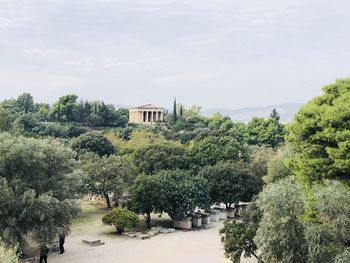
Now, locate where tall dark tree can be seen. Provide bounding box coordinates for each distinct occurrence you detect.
[179,105,183,116]
[57,100,61,122]
[270,108,280,121]
[173,97,177,123]
[77,99,85,123]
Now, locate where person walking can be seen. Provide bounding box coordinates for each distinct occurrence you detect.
[59,234,65,254]
[39,244,49,263]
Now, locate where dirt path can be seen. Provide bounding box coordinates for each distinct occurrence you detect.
[49,203,257,263]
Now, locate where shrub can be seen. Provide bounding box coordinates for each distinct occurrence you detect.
[66,125,89,138]
[102,212,114,225]
[101,208,139,234]
[71,132,115,157]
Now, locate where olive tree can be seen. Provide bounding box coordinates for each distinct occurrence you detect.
[80,153,135,208]
[304,181,350,263]
[0,133,81,247]
[255,178,307,263]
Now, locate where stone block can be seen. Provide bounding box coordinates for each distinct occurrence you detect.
[210,213,219,222]
[201,215,210,225]
[219,210,227,220]
[159,228,176,234]
[127,232,142,238]
[192,216,202,227]
[227,208,236,218]
[236,206,242,217]
[174,220,192,230]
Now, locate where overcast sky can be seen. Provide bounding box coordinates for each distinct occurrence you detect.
[0,0,349,109]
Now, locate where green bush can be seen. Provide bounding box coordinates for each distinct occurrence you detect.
[101,208,139,234]
[101,212,114,225]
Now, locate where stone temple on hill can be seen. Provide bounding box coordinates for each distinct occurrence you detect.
[128,104,164,125]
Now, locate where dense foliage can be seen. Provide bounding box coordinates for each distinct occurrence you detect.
[220,221,258,263]
[199,161,261,208]
[221,79,350,263]
[132,142,189,174]
[80,153,135,208]
[0,134,81,247]
[72,132,115,157]
[288,79,350,185]
[129,175,162,228]
[102,208,139,234]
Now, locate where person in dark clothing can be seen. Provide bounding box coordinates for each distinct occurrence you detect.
[40,244,49,263]
[59,234,65,254]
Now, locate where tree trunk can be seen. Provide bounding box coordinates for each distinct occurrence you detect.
[103,192,111,208]
[232,251,242,263]
[113,193,119,208]
[146,213,151,229]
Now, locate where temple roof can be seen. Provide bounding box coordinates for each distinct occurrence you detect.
[129,104,164,110]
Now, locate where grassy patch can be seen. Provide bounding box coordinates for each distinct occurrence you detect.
[72,201,108,225]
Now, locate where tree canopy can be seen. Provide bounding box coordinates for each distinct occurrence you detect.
[0,133,81,247]
[80,153,135,208]
[71,132,115,157]
[132,142,189,175]
[154,169,210,220]
[287,79,350,185]
[199,161,261,208]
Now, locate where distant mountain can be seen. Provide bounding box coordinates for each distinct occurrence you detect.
[202,103,303,123]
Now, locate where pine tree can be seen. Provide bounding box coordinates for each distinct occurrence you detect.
[270,108,280,121]
[173,97,177,123]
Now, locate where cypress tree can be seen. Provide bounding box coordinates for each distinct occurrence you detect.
[173,97,177,123]
[57,100,61,122]
[94,103,98,115]
[179,105,183,116]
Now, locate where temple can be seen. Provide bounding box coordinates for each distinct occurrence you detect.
[128,104,164,124]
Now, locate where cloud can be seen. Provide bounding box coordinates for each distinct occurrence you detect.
[0,0,350,108]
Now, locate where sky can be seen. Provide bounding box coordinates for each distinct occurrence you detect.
[0,0,350,109]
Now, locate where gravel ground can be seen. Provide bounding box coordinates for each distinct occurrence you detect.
[47,203,257,263]
[49,223,257,263]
